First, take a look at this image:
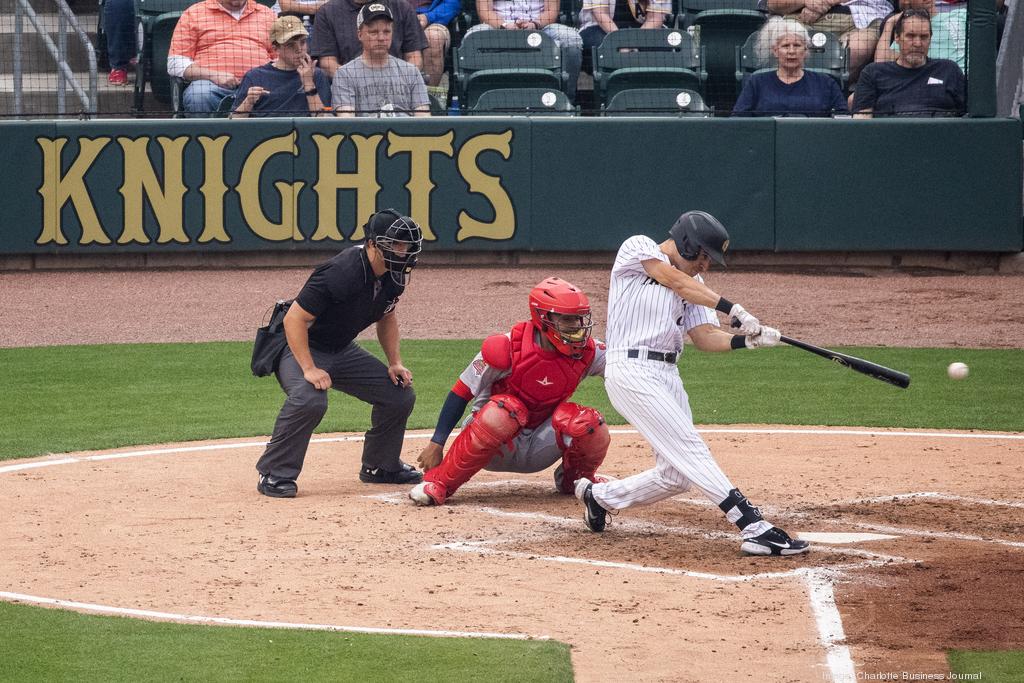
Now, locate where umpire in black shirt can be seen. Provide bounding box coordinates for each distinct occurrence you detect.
[257,209,424,498]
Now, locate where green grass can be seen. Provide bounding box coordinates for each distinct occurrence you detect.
[0,602,572,683]
[948,650,1024,682]
[1,342,1022,459]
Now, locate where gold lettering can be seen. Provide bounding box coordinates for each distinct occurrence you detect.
[237,131,304,241]
[197,135,231,243]
[312,133,383,241]
[456,130,515,241]
[36,136,111,245]
[117,136,189,244]
[385,131,454,241]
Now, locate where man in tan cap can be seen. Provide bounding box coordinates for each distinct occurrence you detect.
[231,15,333,117]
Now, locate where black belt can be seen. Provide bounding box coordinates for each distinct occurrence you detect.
[627,349,678,363]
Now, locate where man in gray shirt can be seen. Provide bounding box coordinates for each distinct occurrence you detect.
[332,2,431,116]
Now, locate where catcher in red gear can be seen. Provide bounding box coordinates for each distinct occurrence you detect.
[410,277,611,506]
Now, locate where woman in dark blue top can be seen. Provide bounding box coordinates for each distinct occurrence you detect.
[733,17,849,117]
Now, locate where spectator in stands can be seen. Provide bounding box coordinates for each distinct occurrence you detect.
[168,0,277,115]
[578,0,670,74]
[874,0,974,70]
[104,0,136,85]
[413,0,460,87]
[761,0,893,83]
[311,0,429,81]
[465,0,584,99]
[231,16,332,116]
[733,17,848,115]
[331,2,431,116]
[852,8,965,116]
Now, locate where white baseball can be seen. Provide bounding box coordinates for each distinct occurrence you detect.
[947,362,969,380]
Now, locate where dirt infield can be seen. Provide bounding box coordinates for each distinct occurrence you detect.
[3,428,1023,681]
[2,265,1024,681]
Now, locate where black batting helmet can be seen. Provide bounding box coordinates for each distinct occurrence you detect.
[364,209,423,285]
[669,210,730,266]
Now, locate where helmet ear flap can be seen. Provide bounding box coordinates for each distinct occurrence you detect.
[679,233,701,261]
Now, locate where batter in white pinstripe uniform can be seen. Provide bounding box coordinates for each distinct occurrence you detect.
[574,211,810,556]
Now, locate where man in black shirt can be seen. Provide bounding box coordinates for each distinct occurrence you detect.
[256,209,424,497]
[852,9,965,117]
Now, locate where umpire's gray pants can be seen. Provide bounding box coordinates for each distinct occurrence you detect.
[256,343,416,481]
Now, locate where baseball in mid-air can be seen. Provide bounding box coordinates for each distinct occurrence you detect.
[947,362,969,380]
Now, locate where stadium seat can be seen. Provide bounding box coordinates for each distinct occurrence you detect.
[453,29,566,110]
[134,4,187,112]
[602,87,711,116]
[592,28,705,110]
[673,0,762,29]
[468,87,577,115]
[735,29,848,92]
[689,8,765,111]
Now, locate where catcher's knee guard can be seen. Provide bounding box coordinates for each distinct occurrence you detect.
[552,402,610,494]
[424,394,528,500]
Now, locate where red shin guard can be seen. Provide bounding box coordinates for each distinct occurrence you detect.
[425,394,527,498]
[552,402,610,494]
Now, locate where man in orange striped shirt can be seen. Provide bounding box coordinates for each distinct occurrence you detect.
[168,0,276,114]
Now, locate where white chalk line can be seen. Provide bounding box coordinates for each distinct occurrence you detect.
[803,571,856,683]
[847,491,1024,509]
[0,591,543,640]
[4,425,1022,475]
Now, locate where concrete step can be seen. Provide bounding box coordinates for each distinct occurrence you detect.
[0,70,172,116]
[1,0,99,17]
[2,13,102,74]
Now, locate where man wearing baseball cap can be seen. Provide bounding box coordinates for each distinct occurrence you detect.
[311,0,428,80]
[332,2,431,116]
[231,15,333,117]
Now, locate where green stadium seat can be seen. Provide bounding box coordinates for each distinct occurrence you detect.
[468,87,577,115]
[673,0,762,29]
[689,8,765,111]
[133,0,198,112]
[453,29,566,110]
[603,87,711,116]
[592,28,705,110]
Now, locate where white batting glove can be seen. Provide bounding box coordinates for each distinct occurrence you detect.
[746,325,780,349]
[728,304,761,336]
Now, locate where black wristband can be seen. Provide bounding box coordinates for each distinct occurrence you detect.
[730,335,747,350]
[715,297,734,315]
[304,86,318,96]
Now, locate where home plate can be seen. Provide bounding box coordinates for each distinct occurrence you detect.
[796,532,899,544]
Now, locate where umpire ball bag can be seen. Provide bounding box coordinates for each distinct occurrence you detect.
[251,299,292,377]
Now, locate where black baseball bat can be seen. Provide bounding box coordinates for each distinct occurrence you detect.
[780,335,910,389]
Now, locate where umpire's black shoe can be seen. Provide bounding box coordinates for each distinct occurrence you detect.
[574,479,608,532]
[257,473,297,498]
[740,526,810,556]
[359,461,423,485]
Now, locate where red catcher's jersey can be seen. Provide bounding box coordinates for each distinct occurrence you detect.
[490,321,596,429]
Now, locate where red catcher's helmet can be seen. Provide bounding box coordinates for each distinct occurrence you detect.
[529,277,593,357]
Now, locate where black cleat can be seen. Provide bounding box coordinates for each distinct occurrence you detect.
[257,473,297,498]
[359,461,423,485]
[575,479,608,532]
[740,527,810,556]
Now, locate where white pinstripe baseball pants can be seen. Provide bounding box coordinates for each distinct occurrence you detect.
[594,353,735,511]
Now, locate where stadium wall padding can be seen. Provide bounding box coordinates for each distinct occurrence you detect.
[1,117,1020,255]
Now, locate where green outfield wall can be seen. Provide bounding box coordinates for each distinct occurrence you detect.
[1,117,1020,256]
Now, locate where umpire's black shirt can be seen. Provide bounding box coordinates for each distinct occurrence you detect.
[295,246,404,353]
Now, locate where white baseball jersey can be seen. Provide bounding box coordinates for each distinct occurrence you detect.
[592,235,771,539]
[455,331,607,473]
[606,235,719,354]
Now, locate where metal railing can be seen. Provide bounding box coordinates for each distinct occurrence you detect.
[13,0,97,117]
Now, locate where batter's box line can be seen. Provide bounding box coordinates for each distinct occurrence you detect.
[844,491,1024,509]
[784,509,1024,550]
[432,539,913,583]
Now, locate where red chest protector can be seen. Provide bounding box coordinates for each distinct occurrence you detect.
[485,321,595,429]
